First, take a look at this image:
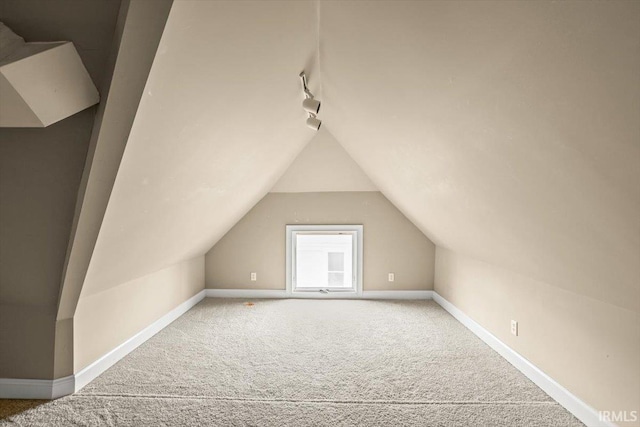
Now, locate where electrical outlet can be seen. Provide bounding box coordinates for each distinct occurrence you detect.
[250,272,257,281]
[511,320,518,336]
[388,273,395,282]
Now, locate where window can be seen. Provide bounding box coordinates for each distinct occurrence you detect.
[286,225,363,296]
[295,234,353,289]
[327,252,345,286]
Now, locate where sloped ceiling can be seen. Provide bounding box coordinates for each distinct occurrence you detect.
[270,128,377,193]
[321,1,639,311]
[80,1,638,312]
[81,1,319,296]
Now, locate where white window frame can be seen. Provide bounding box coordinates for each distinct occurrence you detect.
[286,225,363,298]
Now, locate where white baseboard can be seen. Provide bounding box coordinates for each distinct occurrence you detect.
[0,376,74,400]
[0,290,206,400]
[51,375,75,399]
[432,292,614,427]
[74,289,206,392]
[363,290,433,300]
[205,289,287,298]
[205,289,433,300]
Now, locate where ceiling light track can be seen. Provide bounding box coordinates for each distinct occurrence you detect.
[299,71,321,131]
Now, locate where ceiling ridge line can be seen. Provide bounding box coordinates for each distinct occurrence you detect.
[316,0,323,100]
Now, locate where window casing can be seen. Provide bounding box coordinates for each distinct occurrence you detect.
[286,225,363,297]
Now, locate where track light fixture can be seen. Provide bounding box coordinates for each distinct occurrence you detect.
[306,116,322,131]
[299,71,321,130]
[302,97,321,115]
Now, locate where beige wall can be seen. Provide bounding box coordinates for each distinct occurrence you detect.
[434,247,640,426]
[74,256,204,372]
[206,192,435,291]
[0,0,121,380]
[55,0,173,378]
[271,128,378,193]
[58,0,173,320]
[0,304,55,379]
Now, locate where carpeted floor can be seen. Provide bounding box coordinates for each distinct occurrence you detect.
[0,400,45,420]
[1,298,583,426]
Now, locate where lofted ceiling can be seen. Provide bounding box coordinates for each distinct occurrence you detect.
[81,1,319,296]
[321,1,640,311]
[80,1,639,312]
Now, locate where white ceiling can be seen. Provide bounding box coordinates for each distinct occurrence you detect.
[81,1,639,311]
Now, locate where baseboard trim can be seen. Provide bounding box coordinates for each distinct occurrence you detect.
[205,289,433,300]
[363,290,433,300]
[205,289,287,298]
[0,289,206,400]
[0,376,74,400]
[74,289,206,392]
[432,292,614,427]
[51,375,75,399]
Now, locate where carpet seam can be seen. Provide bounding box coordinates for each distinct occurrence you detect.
[76,393,560,406]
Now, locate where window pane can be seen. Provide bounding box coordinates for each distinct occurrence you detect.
[328,272,344,287]
[328,252,345,272]
[296,234,353,289]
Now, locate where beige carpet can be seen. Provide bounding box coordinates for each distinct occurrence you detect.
[1,299,583,426]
